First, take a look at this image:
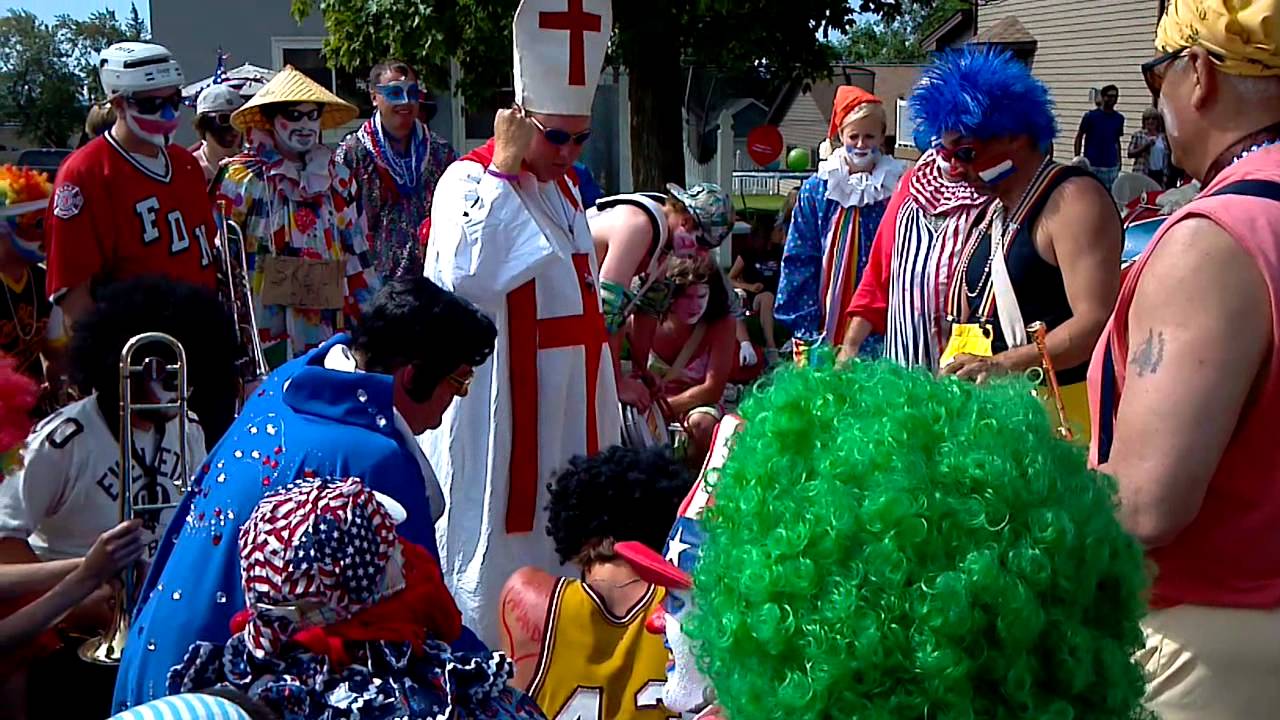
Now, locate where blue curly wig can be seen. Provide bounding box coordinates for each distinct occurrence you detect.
[686,358,1151,720]
[911,46,1058,152]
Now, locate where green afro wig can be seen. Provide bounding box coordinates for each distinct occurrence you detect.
[687,359,1150,720]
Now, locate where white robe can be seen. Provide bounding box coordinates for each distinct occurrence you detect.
[420,158,622,647]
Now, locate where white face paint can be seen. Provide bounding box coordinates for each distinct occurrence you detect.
[844,145,880,171]
[272,103,322,155]
[662,591,713,714]
[125,109,181,148]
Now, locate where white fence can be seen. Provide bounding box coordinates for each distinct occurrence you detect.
[731,172,809,196]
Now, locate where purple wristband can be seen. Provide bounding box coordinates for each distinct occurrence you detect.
[486,167,519,182]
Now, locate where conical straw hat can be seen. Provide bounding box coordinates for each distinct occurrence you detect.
[232,65,359,133]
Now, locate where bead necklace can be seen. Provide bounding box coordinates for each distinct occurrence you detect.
[3,268,37,341]
[960,156,1052,302]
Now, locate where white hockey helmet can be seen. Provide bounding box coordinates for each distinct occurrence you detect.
[98,42,184,99]
[196,84,245,115]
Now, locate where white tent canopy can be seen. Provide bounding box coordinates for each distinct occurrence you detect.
[182,63,278,100]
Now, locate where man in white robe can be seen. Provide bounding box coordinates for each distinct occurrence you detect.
[420,0,621,646]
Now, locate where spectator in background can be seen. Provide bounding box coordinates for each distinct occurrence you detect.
[1128,107,1171,188]
[574,161,604,208]
[729,200,789,365]
[1074,84,1126,189]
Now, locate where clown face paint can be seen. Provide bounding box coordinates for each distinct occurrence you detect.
[671,226,702,259]
[273,103,322,155]
[1,211,46,263]
[672,283,710,325]
[125,107,180,148]
[845,145,881,171]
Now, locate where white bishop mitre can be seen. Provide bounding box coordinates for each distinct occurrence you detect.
[513,0,613,116]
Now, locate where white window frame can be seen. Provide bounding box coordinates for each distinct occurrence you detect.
[896,97,915,148]
[270,37,337,93]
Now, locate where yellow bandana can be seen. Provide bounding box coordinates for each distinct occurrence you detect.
[1157,0,1280,76]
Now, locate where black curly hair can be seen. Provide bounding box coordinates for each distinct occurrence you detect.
[546,445,693,567]
[70,276,241,444]
[352,277,497,403]
[665,256,731,326]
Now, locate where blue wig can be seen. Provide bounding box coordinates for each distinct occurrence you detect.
[910,46,1057,152]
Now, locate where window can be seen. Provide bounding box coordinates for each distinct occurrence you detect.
[895,98,915,148]
[271,38,373,120]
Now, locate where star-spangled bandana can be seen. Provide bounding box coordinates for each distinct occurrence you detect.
[238,476,399,657]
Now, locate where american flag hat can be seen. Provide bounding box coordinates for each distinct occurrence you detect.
[237,476,401,657]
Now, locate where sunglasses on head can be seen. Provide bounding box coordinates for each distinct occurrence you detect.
[528,115,592,147]
[279,106,323,123]
[375,81,424,105]
[127,92,184,116]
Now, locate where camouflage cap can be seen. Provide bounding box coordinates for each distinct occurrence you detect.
[668,182,734,248]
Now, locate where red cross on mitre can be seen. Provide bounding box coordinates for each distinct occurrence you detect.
[538,0,604,87]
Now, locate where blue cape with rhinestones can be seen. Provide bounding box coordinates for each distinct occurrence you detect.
[112,335,479,712]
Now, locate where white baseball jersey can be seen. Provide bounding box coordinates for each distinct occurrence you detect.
[0,395,206,560]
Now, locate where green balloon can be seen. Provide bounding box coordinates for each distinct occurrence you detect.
[786,147,811,172]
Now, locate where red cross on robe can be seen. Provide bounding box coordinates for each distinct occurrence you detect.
[538,0,603,87]
[505,250,609,533]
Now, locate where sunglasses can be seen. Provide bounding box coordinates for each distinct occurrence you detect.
[1141,48,1187,96]
[528,115,592,147]
[127,92,184,116]
[446,369,474,397]
[375,81,424,105]
[936,143,980,164]
[279,107,323,123]
[204,112,234,127]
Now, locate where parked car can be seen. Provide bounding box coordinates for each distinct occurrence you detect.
[17,148,73,177]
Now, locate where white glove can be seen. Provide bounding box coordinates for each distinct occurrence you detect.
[738,340,758,367]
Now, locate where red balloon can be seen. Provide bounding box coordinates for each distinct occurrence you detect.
[746,125,784,167]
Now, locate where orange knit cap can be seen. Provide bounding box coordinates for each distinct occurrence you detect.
[828,86,883,140]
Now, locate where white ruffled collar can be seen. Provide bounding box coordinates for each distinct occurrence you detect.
[817,149,906,208]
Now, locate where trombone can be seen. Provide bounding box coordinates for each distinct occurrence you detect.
[217,200,269,396]
[1027,321,1075,442]
[79,332,192,665]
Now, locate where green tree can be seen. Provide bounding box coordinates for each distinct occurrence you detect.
[0,10,82,148]
[57,6,148,104]
[833,0,969,64]
[291,0,912,189]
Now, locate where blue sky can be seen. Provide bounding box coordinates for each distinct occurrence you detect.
[4,0,150,24]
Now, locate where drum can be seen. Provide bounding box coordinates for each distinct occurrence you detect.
[620,403,671,449]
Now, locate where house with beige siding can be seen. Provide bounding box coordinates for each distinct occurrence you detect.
[975,0,1166,167]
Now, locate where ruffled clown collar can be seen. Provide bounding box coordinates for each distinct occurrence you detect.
[248,128,335,200]
[816,148,906,208]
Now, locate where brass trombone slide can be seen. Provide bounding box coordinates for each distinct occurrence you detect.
[217,200,269,389]
[79,332,192,665]
[1028,321,1074,442]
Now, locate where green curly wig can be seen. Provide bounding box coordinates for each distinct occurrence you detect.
[687,359,1150,720]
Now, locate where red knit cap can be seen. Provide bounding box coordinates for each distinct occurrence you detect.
[828,86,882,141]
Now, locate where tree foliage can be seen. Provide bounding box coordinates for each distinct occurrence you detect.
[56,3,149,104]
[293,0,916,187]
[0,11,82,148]
[833,0,970,64]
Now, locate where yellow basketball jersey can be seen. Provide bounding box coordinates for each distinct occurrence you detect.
[528,577,675,720]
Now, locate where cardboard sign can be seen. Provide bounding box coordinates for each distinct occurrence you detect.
[259,255,346,310]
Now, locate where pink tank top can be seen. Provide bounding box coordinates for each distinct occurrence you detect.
[1088,144,1280,609]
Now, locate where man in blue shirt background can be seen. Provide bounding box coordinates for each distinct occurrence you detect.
[1074,84,1126,190]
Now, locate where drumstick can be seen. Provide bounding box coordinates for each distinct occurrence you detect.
[1029,322,1074,442]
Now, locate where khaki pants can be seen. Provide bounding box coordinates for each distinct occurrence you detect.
[1139,605,1280,719]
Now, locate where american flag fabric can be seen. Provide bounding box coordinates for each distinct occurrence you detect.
[211,48,227,85]
[237,476,398,657]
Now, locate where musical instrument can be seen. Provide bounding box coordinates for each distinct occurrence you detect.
[621,403,672,449]
[216,200,269,396]
[79,333,192,665]
[1025,322,1074,442]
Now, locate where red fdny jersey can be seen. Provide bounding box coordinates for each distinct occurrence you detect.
[44,132,218,300]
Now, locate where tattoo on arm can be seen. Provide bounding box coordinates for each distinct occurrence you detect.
[1132,328,1166,377]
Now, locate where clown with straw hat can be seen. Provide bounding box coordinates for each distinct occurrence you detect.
[0,165,62,394]
[217,66,379,366]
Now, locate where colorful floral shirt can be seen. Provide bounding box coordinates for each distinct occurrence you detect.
[336,119,457,280]
[217,130,379,367]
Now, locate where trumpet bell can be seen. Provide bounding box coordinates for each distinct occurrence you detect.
[78,611,130,665]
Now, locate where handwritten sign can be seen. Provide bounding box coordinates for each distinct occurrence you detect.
[259,256,346,310]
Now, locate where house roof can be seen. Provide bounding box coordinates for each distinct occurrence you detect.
[920,9,975,51]
[975,16,1037,45]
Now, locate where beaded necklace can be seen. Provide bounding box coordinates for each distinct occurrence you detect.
[1201,120,1280,187]
[369,115,427,197]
